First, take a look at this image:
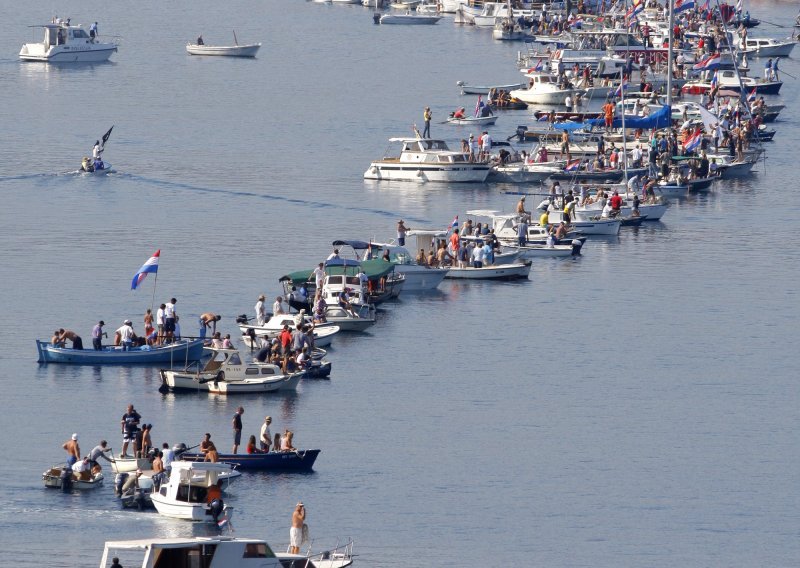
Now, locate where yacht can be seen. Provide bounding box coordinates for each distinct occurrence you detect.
[20,21,117,62]
[364,138,491,183]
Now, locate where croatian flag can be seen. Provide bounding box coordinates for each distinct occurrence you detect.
[626,0,644,20]
[747,87,757,102]
[614,79,628,98]
[693,53,721,72]
[449,215,459,232]
[565,159,582,172]
[674,0,695,14]
[534,58,543,72]
[710,70,718,90]
[684,132,702,153]
[131,250,160,290]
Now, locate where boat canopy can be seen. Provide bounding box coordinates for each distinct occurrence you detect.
[554,105,672,131]
[331,239,371,250]
[280,259,397,285]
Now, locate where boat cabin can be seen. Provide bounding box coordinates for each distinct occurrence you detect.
[99,537,279,568]
[389,138,470,163]
[201,348,281,377]
[36,23,93,47]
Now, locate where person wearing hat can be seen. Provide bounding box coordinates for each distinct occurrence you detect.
[115,320,136,351]
[62,433,80,467]
[397,219,409,246]
[468,132,478,162]
[91,320,107,351]
[260,416,273,452]
[255,294,267,326]
[422,106,432,138]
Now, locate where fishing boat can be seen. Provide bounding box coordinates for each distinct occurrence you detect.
[43,464,104,490]
[446,114,497,126]
[99,536,355,568]
[20,21,118,62]
[186,33,261,57]
[364,137,491,183]
[379,12,441,24]
[456,80,527,96]
[159,348,302,393]
[36,338,205,365]
[150,461,235,521]
[180,449,321,472]
[110,454,152,474]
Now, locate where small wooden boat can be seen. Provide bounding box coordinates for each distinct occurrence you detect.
[180,449,321,471]
[186,43,260,57]
[444,260,531,280]
[446,115,497,126]
[380,13,441,24]
[502,241,583,258]
[36,338,205,365]
[43,464,104,490]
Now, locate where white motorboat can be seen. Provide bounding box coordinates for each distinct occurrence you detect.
[150,461,235,521]
[416,1,441,14]
[20,22,117,62]
[160,348,303,393]
[456,80,527,95]
[110,455,151,474]
[43,464,104,490]
[379,13,441,24]
[186,43,261,57]
[715,159,757,178]
[510,72,576,105]
[446,115,498,126]
[99,536,355,568]
[364,137,491,183]
[363,242,448,291]
[489,160,564,183]
[318,269,377,332]
[238,313,340,348]
[734,37,797,58]
[472,2,530,27]
[501,241,583,258]
[445,261,532,280]
[546,209,621,235]
[466,210,587,246]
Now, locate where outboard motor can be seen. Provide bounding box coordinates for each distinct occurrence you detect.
[115,472,129,496]
[235,314,248,325]
[60,467,73,493]
[173,442,188,457]
[516,125,527,141]
[571,239,583,256]
[373,12,381,24]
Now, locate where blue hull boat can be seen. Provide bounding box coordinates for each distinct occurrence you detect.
[36,339,206,365]
[180,449,320,472]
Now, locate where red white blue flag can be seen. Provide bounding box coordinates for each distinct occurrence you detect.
[693,53,721,72]
[534,58,543,72]
[710,70,718,90]
[674,0,695,14]
[747,87,757,102]
[626,0,644,20]
[565,159,582,172]
[614,79,628,98]
[131,250,160,290]
[684,132,702,153]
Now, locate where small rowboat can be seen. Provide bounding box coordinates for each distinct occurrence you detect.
[43,464,104,490]
[446,115,498,126]
[186,43,261,57]
[444,260,532,280]
[36,339,205,365]
[180,449,321,471]
[379,13,442,24]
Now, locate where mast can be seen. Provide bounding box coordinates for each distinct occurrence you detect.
[620,69,629,183]
[666,0,675,107]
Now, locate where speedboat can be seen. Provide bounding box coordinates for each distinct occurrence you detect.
[379,13,441,24]
[364,137,491,183]
[510,72,576,105]
[20,21,118,62]
[99,536,355,568]
[186,43,261,57]
[36,338,205,365]
[501,241,583,258]
[317,263,377,331]
[179,449,321,472]
[43,463,104,490]
[489,161,565,183]
[159,348,303,393]
[150,461,235,521]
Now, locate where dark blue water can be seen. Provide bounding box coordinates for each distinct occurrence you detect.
[1,1,799,565]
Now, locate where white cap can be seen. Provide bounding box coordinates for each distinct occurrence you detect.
[71,433,78,440]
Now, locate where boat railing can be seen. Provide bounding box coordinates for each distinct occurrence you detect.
[296,538,355,564]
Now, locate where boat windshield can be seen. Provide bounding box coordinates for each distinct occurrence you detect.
[71,29,90,39]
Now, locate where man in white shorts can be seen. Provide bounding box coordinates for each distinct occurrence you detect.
[289,502,305,554]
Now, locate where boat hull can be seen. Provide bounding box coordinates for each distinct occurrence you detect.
[181,449,320,471]
[488,165,561,183]
[446,116,497,126]
[207,373,302,394]
[445,261,531,280]
[151,495,233,521]
[110,456,152,474]
[393,266,448,291]
[43,466,104,490]
[19,44,116,62]
[509,88,573,105]
[380,14,441,24]
[459,82,526,95]
[186,44,261,57]
[36,339,205,365]
[364,161,491,183]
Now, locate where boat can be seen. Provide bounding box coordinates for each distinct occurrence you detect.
[500,240,583,258]
[20,21,118,62]
[681,69,782,95]
[43,463,104,490]
[238,315,340,348]
[509,72,576,105]
[316,262,378,331]
[379,13,441,24]
[110,454,152,474]
[445,261,532,280]
[488,161,564,183]
[544,208,621,235]
[35,338,205,365]
[186,43,261,57]
[456,80,527,96]
[180,449,321,472]
[150,461,235,521]
[466,210,587,246]
[364,137,491,183]
[99,536,355,568]
[159,347,303,393]
[735,37,797,58]
[446,115,498,126]
[79,125,114,174]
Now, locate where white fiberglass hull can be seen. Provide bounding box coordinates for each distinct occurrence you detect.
[380,14,441,24]
[637,203,668,220]
[394,266,448,291]
[207,373,301,394]
[186,44,261,57]
[364,161,490,183]
[238,324,339,347]
[19,44,116,62]
[507,244,578,258]
[446,116,497,126]
[151,495,233,521]
[445,261,531,280]
[570,218,621,235]
[509,88,572,105]
[489,164,561,183]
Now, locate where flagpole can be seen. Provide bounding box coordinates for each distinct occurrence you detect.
[150,272,158,319]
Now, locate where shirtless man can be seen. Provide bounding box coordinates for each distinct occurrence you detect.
[199,313,221,337]
[516,196,528,216]
[290,503,306,554]
[58,329,84,350]
[63,433,80,467]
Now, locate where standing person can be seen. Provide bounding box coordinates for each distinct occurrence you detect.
[468,133,479,162]
[290,503,306,554]
[771,58,779,81]
[273,296,287,315]
[422,106,432,138]
[260,416,273,452]
[517,216,528,246]
[120,404,141,458]
[255,294,267,326]
[143,309,154,340]
[164,298,177,343]
[88,440,113,469]
[232,407,244,454]
[162,442,175,474]
[140,424,152,458]
[89,21,98,40]
[156,303,166,345]
[62,433,80,467]
[397,220,409,246]
[602,99,615,131]
[91,320,106,350]
[116,320,136,350]
[480,131,492,162]
[312,262,326,290]
[199,312,221,338]
[764,58,772,81]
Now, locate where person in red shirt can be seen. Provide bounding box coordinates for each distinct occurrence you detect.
[610,191,623,213]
